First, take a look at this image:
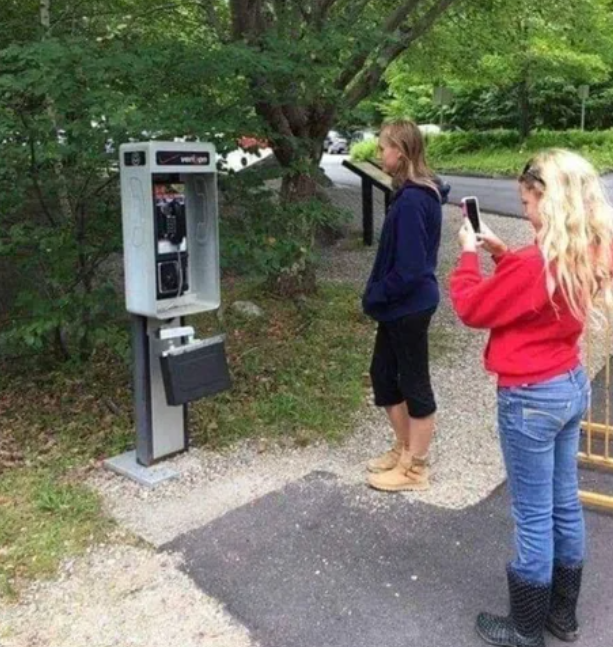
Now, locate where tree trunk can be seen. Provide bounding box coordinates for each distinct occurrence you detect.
[517,76,531,140]
[54,326,71,362]
[40,0,73,225]
[255,99,334,202]
[270,146,321,297]
[259,106,335,295]
[41,0,80,360]
[279,166,321,203]
[77,204,94,361]
[274,132,332,202]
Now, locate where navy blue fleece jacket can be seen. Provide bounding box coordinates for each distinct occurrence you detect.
[362,179,449,322]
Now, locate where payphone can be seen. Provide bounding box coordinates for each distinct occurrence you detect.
[105,142,231,486]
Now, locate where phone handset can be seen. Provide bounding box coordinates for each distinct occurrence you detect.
[157,199,186,246]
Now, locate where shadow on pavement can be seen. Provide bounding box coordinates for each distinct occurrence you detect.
[164,468,613,647]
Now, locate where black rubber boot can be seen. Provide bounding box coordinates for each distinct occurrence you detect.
[545,562,583,642]
[476,567,551,647]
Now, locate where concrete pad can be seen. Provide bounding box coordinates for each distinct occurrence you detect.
[104,450,180,487]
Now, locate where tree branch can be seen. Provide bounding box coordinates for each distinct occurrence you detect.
[46,2,204,26]
[255,100,293,138]
[20,113,57,228]
[88,173,119,199]
[230,0,270,42]
[343,0,458,107]
[272,0,286,21]
[199,1,228,41]
[383,0,424,33]
[229,0,248,39]
[333,0,377,90]
[40,0,74,224]
[282,103,308,138]
[48,0,90,35]
[408,0,458,43]
[335,0,425,92]
[64,249,115,297]
[297,3,311,23]
[252,74,294,137]
[312,0,342,28]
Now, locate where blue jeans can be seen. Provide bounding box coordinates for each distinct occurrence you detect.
[497,366,590,585]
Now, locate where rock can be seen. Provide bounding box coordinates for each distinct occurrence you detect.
[231,301,264,318]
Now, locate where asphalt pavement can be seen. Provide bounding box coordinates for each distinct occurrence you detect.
[158,154,613,647]
[321,154,613,218]
[165,471,613,647]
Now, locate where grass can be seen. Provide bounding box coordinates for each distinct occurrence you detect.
[0,278,377,597]
[429,148,613,176]
[190,280,374,447]
[0,354,134,599]
[351,130,613,176]
[0,470,114,599]
[0,277,455,597]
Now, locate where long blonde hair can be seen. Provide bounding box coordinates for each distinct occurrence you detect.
[519,148,613,321]
[379,120,440,198]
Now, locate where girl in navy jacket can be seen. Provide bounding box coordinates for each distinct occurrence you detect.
[364,120,449,492]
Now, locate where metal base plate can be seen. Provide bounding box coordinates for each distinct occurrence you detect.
[103,450,179,488]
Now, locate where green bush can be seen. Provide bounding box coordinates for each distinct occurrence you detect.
[384,81,613,133]
[426,130,522,155]
[350,139,378,162]
[431,129,613,154]
[219,169,350,281]
[527,129,613,149]
[351,129,613,175]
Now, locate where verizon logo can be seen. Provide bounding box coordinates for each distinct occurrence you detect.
[156,151,210,166]
[181,155,208,164]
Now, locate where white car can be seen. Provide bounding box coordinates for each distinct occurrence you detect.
[418,124,442,136]
[328,138,348,154]
[351,129,378,144]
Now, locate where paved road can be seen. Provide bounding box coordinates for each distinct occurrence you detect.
[441,174,523,218]
[322,153,360,186]
[321,154,613,218]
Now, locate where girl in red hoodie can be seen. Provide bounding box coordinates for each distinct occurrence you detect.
[450,149,613,647]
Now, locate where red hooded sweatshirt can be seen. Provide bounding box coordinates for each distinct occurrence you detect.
[449,246,583,387]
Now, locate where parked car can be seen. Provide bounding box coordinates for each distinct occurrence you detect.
[418,124,442,136]
[328,137,348,154]
[350,129,378,145]
[323,130,346,152]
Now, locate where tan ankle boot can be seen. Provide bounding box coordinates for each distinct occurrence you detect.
[367,452,430,492]
[366,443,402,473]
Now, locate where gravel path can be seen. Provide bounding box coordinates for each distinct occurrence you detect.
[0,543,255,647]
[90,206,535,549]
[2,201,609,647]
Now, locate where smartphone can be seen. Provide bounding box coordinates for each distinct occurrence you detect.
[461,196,481,233]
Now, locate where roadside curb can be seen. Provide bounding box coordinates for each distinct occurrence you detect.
[437,169,514,179]
[436,169,613,180]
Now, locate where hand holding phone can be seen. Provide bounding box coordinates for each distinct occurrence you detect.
[476,222,508,257]
[461,196,481,233]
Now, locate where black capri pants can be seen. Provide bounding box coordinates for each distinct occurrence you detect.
[369,307,436,418]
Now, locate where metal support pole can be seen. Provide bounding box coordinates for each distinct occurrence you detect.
[103,314,182,486]
[362,179,374,246]
[132,314,153,466]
